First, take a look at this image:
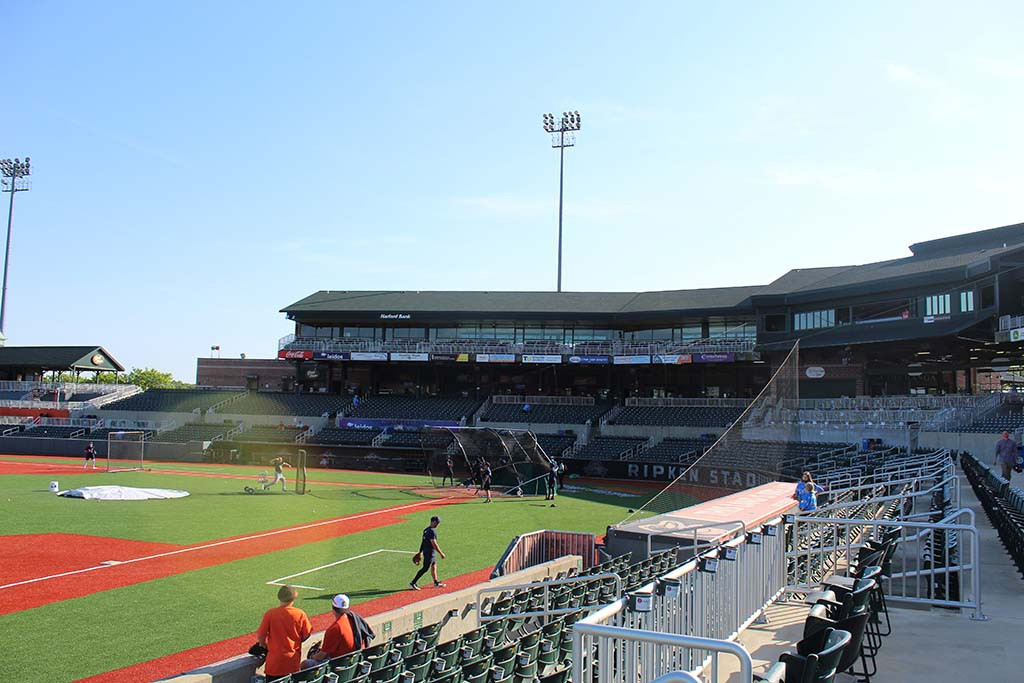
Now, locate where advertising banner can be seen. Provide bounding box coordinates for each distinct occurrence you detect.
[313,351,349,361]
[338,418,459,430]
[389,352,430,362]
[350,352,388,362]
[278,350,313,360]
[431,353,472,362]
[693,353,735,363]
[476,353,516,363]
[567,355,610,365]
[652,354,692,364]
[612,355,652,365]
[521,354,563,364]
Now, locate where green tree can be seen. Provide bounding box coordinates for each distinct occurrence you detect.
[125,368,191,390]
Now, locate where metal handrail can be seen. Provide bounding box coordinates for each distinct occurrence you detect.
[572,624,753,683]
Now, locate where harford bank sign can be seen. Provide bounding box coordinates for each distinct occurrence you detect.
[379,313,411,320]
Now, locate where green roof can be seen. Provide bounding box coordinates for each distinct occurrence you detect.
[0,346,124,372]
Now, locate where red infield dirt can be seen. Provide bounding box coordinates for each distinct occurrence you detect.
[75,567,495,683]
[0,496,461,616]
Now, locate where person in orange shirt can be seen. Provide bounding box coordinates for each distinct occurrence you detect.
[303,594,359,668]
[257,585,312,680]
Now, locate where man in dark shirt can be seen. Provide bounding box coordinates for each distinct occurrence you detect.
[441,455,455,487]
[409,516,446,590]
[83,442,97,470]
[995,431,1018,481]
[545,463,558,501]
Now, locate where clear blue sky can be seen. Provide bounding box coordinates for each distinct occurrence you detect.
[6,2,1024,380]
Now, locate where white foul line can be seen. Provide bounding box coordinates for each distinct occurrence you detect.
[266,549,416,591]
[0,498,445,591]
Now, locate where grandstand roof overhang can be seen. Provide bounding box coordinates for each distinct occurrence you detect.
[757,315,987,351]
[283,221,1024,323]
[0,346,124,373]
[281,287,762,324]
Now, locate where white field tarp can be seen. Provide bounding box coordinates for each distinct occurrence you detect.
[57,485,189,500]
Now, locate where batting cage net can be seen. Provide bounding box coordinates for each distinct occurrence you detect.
[622,341,802,521]
[425,427,558,496]
[106,431,147,472]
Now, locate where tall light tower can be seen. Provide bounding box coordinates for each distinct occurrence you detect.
[0,157,31,337]
[542,111,581,292]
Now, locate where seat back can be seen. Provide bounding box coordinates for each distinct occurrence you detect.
[811,628,852,682]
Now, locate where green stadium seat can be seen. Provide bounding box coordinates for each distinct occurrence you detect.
[405,658,433,683]
[435,640,461,670]
[537,667,571,683]
[429,668,464,683]
[370,662,403,683]
[333,657,371,683]
[417,623,443,649]
[511,659,538,683]
[294,662,331,683]
[755,627,851,683]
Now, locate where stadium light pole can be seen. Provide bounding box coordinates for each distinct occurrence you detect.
[0,157,30,337]
[542,111,581,292]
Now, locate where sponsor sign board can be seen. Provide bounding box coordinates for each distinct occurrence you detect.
[338,418,459,430]
[278,350,313,360]
[379,313,411,320]
[693,353,735,363]
[476,353,516,363]
[612,355,652,365]
[431,353,472,362]
[313,351,349,361]
[568,355,610,365]
[653,354,692,365]
[1010,327,1024,343]
[390,352,430,362]
[350,352,388,362]
[805,366,826,379]
[521,354,563,364]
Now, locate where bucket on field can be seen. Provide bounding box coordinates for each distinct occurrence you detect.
[49,481,59,492]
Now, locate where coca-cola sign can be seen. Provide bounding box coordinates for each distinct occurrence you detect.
[278,349,313,360]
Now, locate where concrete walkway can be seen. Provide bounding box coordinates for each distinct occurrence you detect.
[718,475,1024,682]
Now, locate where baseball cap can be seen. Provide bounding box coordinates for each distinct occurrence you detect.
[431,515,441,523]
[332,594,350,609]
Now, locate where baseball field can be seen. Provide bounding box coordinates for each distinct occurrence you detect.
[0,455,678,682]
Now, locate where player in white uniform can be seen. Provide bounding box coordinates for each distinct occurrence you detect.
[265,457,291,492]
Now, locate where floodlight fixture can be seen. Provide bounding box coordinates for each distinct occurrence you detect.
[1,156,31,336]
[540,110,582,293]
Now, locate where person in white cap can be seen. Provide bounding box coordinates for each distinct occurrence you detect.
[301,593,375,668]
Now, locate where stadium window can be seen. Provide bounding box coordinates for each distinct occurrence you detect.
[679,323,703,340]
[431,327,458,340]
[458,324,480,339]
[592,329,614,341]
[651,328,673,341]
[494,327,514,341]
[707,318,728,338]
[925,294,950,316]
[980,284,995,309]
[763,314,786,332]
[300,324,316,337]
[793,309,836,331]
[960,291,975,313]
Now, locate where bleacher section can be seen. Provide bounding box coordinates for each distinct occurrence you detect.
[959,403,1024,432]
[284,551,675,683]
[536,434,577,459]
[962,453,1024,577]
[234,425,304,442]
[16,426,83,438]
[629,437,708,463]
[150,423,237,443]
[481,403,611,424]
[385,430,454,449]
[609,405,745,427]
[102,389,243,413]
[218,392,349,416]
[568,436,648,460]
[345,396,481,422]
[87,427,154,441]
[313,428,382,446]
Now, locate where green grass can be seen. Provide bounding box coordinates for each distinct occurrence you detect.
[0,460,666,682]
